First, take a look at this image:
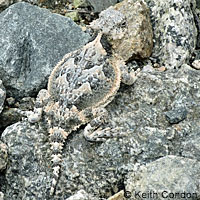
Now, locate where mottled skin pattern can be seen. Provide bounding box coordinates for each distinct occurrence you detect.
[90,6,127,40]
[22,33,139,196]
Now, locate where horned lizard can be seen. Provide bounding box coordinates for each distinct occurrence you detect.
[18,5,142,197]
[22,33,139,196]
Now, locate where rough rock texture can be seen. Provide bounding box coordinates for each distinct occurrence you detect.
[181,131,200,160]
[1,65,200,199]
[126,156,200,199]
[0,192,4,200]
[164,107,188,124]
[1,122,50,199]
[0,2,90,99]
[90,0,153,61]
[0,140,8,171]
[0,96,35,130]
[86,0,122,13]
[73,0,123,13]
[65,189,95,200]
[73,0,88,8]
[0,80,6,114]
[145,0,197,69]
[197,0,200,9]
[0,108,22,130]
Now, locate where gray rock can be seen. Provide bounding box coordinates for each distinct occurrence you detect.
[0,91,36,131]
[193,8,200,48]
[0,0,40,12]
[197,0,200,9]
[0,140,8,171]
[181,135,200,159]
[0,108,22,130]
[0,2,90,99]
[145,0,197,69]
[1,122,50,199]
[164,107,188,124]
[0,192,4,200]
[87,0,122,13]
[125,155,200,200]
[193,49,200,60]
[0,80,6,114]
[66,190,96,200]
[177,123,200,160]
[1,65,200,199]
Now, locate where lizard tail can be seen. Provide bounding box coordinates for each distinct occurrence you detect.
[49,127,69,196]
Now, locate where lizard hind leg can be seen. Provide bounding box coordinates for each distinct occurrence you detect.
[49,127,70,196]
[83,107,115,142]
[83,107,127,142]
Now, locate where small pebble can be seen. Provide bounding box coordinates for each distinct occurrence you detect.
[165,107,188,124]
[108,190,124,200]
[192,60,200,69]
[157,66,166,72]
[153,63,160,68]
[6,97,15,106]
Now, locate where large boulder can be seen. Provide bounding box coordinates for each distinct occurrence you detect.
[145,0,197,69]
[126,155,200,199]
[0,2,90,99]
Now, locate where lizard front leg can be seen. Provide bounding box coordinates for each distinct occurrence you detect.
[15,89,50,123]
